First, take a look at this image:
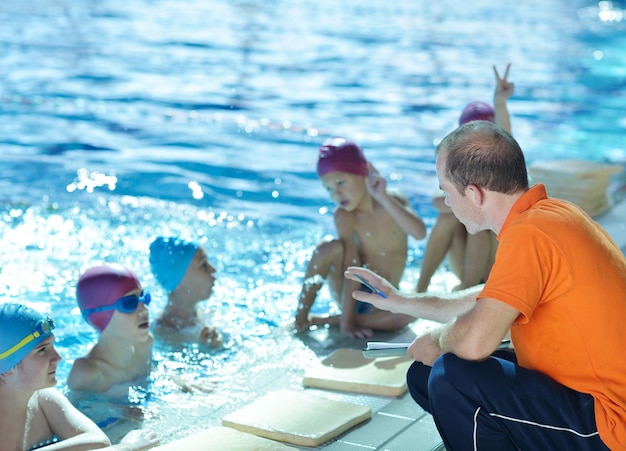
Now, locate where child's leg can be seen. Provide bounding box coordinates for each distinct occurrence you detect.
[355,309,414,332]
[447,219,468,282]
[417,212,464,292]
[456,230,496,290]
[295,236,344,329]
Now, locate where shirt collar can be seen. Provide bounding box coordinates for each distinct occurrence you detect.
[498,184,548,239]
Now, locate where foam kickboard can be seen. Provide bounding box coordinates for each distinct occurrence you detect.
[221,390,371,447]
[528,160,622,178]
[302,348,412,397]
[151,426,298,450]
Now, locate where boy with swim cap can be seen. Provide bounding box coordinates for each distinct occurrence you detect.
[416,63,514,293]
[0,303,158,450]
[295,137,427,338]
[149,236,222,347]
[68,264,154,395]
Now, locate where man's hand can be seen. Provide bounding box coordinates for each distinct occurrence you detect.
[407,330,442,367]
[344,266,399,313]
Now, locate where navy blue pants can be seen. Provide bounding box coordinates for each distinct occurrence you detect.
[407,350,610,450]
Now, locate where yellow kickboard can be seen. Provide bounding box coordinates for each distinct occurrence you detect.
[222,390,371,447]
[152,426,298,450]
[303,348,412,397]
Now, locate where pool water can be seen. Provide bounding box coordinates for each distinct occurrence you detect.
[0,0,625,445]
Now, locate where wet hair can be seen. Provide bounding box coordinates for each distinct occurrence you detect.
[436,121,528,195]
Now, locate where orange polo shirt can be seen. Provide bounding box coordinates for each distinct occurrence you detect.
[479,184,626,450]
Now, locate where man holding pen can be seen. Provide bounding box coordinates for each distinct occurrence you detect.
[346,121,626,450]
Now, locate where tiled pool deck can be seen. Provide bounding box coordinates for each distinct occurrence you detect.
[296,321,446,451]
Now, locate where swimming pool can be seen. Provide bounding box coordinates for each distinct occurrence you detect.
[1,0,625,445]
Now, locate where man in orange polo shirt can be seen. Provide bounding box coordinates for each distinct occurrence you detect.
[346,121,626,450]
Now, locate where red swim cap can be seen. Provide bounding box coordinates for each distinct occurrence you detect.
[459,101,495,125]
[76,264,141,332]
[316,137,368,178]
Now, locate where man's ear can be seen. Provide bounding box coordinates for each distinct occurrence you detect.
[466,184,485,206]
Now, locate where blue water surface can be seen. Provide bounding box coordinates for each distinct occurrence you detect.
[0,0,625,444]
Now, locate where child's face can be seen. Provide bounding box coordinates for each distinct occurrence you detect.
[105,288,151,342]
[320,171,367,212]
[10,336,61,390]
[178,249,216,303]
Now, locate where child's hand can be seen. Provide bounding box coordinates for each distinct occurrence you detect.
[118,429,160,450]
[341,319,374,339]
[493,63,514,103]
[293,314,311,331]
[366,162,387,199]
[200,326,222,348]
[171,374,216,394]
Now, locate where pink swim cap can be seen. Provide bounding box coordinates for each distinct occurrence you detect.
[316,137,368,178]
[76,264,142,332]
[459,101,495,125]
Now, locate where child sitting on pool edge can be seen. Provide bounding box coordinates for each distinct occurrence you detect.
[0,303,159,450]
[149,236,222,348]
[416,63,514,293]
[295,137,427,338]
[68,264,154,396]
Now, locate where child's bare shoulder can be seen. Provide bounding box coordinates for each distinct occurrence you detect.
[68,357,104,390]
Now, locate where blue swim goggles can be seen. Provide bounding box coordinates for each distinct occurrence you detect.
[0,317,56,360]
[82,291,151,320]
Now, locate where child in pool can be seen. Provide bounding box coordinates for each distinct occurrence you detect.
[149,236,222,348]
[0,303,159,451]
[295,138,427,338]
[68,264,154,395]
[416,63,514,293]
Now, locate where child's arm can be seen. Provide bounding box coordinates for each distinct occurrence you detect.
[36,387,113,449]
[493,63,514,134]
[39,389,159,451]
[335,209,374,339]
[366,163,427,240]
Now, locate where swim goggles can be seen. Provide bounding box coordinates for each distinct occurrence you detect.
[0,317,56,360]
[82,291,151,319]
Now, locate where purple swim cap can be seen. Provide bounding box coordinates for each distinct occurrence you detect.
[76,264,141,332]
[316,137,368,178]
[459,101,495,125]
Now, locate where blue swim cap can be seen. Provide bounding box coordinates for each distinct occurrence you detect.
[0,303,54,374]
[149,237,200,293]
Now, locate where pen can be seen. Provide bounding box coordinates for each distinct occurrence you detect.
[353,274,387,299]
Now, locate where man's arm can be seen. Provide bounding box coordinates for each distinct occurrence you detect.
[345,266,479,323]
[410,296,519,366]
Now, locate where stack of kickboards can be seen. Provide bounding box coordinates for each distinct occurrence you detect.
[528,159,622,218]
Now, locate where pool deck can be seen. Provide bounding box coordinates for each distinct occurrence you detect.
[294,322,447,451]
[151,198,626,451]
